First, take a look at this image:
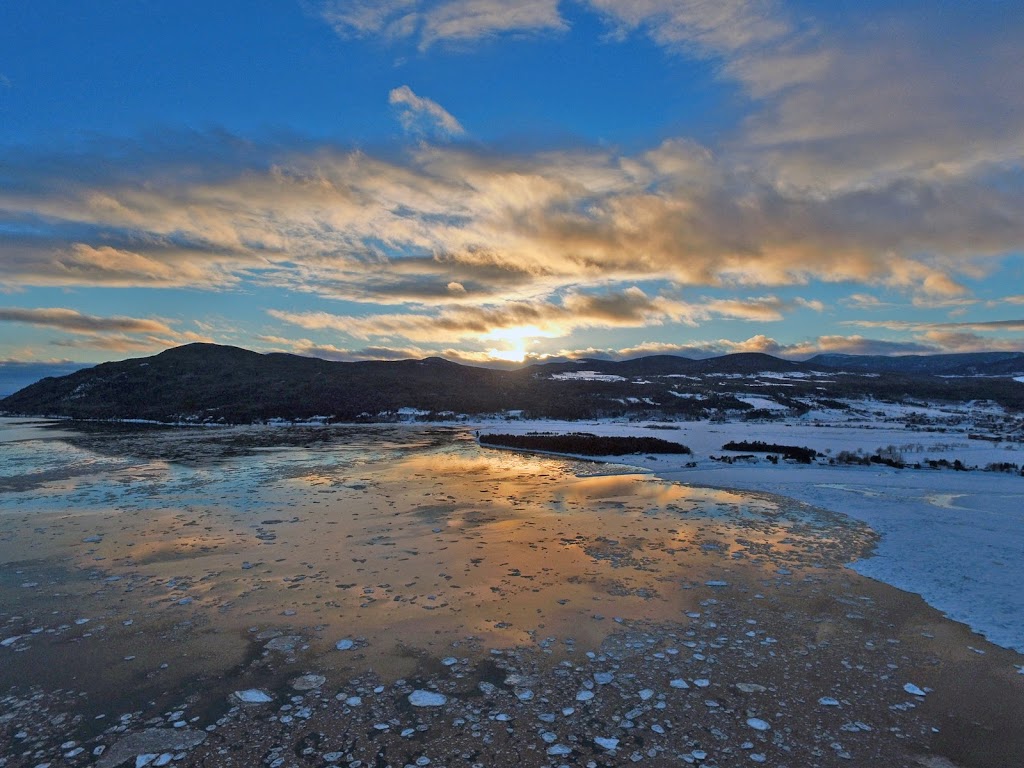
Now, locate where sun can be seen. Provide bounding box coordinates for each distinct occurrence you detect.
[483,325,547,363]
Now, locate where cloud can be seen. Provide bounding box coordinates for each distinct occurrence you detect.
[914,330,1023,353]
[586,0,800,70]
[320,0,565,49]
[256,335,429,361]
[525,332,942,363]
[0,307,175,335]
[847,318,1024,333]
[46,334,200,353]
[1,134,1019,311]
[389,85,465,137]
[420,0,565,48]
[988,295,1024,307]
[256,334,511,366]
[318,0,417,39]
[583,2,1024,192]
[621,333,944,359]
[0,306,214,358]
[319,2,1024,197]
[840,318,1024,355]
[267,287,811,346]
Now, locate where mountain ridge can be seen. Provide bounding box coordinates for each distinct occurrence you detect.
[2,342,1022,423]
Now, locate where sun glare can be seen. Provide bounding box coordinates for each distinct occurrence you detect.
[484,325,549,363]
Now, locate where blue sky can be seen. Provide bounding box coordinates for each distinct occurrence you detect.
[1,0,1022,373]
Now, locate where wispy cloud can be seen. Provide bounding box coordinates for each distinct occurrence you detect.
[267,288,819,347]
[0,307,175,335]
[320,0,565,49]
[839,318,1024,355]
[846,318,1024,333]
[0,306,212,356]
[420,0,566,48]
[389,85,465,137]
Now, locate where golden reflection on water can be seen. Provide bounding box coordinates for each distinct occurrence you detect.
[0,428,860,675]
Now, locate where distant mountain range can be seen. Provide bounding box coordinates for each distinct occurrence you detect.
[806,351,1024,375]
[1,343,1022,423]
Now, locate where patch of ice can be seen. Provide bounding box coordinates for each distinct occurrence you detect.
[408,690,447,707]
[233,689,273,704]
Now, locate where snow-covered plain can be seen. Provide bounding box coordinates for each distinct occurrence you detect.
[472,401,1024,653]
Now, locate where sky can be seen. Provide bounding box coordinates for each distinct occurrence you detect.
[1,0,1023,376]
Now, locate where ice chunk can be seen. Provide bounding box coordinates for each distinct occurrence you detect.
[735,683,767,694]
[408,690,447,707]
[291,674,325,691]
[233,689,273,704]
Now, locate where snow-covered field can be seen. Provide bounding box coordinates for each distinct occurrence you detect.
[471,403,1024,653]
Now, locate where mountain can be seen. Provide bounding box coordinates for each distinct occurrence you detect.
[808,351,1024,376]
[0,343,510,423]
[2,343,1022,424]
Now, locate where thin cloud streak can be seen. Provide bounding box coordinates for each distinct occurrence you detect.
[0,307,175,335]
[389,85,465,137]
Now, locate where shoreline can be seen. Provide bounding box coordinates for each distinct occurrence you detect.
[467,418,1024,656]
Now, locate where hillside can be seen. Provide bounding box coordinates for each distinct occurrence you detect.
[2,343,1023,424]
